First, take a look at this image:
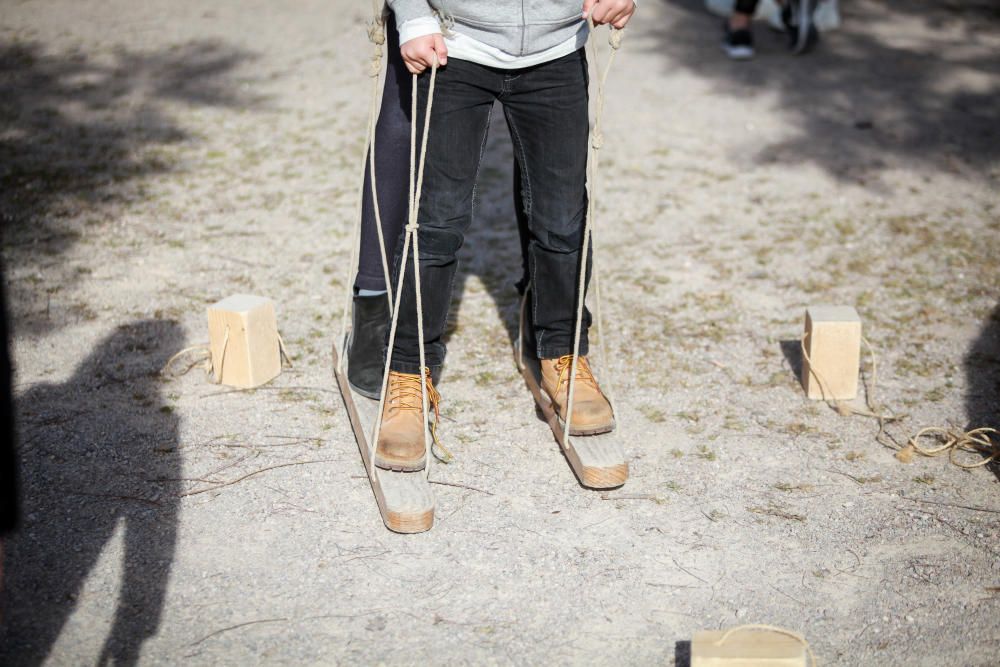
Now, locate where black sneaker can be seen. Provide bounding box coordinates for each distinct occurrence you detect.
[346,293,390,399]
[722,22,755,60]
[788,0,819,55]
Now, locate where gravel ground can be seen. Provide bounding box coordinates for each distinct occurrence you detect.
[1,0,998,664]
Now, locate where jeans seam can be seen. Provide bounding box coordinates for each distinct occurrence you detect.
[504,107,533,234]
[470,103,495,233]
[506,106,540,355]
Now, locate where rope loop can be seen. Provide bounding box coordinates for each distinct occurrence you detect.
[591,130,604,150]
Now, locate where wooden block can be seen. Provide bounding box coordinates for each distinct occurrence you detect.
[691,629,808,667]
[801,305,861,401]
[206,294,281,388]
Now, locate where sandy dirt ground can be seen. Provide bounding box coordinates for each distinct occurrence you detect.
[1,0,998,664]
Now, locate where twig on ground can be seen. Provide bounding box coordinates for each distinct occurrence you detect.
[900,494,1000,515]
[190,618,289,646]
[769,583,806,607]
[428,480,494,496]
[67,491,162,506]
[201,385,339,399]
[600,492,665,503]
[748,505,806,522]
[180,459,341,497]
[670,556,709,585]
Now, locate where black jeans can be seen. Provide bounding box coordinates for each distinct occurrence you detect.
[389,50,592,374]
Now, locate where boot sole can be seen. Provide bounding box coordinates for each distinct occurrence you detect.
[568,419,617,437]
[373,452,426,472]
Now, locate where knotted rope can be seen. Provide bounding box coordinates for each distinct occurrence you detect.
[900,426,998,468]
[563,19,623,446]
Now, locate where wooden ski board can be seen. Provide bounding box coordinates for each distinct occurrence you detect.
[332,344,435,534]
[516,345,628,489]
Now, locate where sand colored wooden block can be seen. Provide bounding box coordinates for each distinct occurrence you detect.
[691,629,808,667]
[206,294,281,388]
[801,305,861,401]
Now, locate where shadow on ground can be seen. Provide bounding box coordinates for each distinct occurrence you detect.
[966,303,1000,479]
[0,39,261,332]
[649,0,1000,182]
[0,320,183,665]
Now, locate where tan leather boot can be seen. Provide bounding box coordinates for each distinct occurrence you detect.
[540,355,615,436]
[375,369,440,471]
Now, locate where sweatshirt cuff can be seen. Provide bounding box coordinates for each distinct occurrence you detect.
[398,16,442,45]
[386,0,435,28]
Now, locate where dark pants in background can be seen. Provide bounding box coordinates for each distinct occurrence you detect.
[1,257,17,537]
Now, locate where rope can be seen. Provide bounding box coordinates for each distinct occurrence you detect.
[801,332,997,470]
[370,54,445,479]
[162,344,213,378]
[162,326,292,383]
[366,18,395,308]
[800,333,898,421]
[712,625,817,666]
[337,2,398,377]
[900,426,998,468]
[563,19,623,445]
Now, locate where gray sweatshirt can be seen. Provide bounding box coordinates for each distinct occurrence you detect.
[387,0,588,57]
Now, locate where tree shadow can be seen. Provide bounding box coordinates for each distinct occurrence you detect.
[0,319,183,665]
[0,39,262,333]
[965,304,1000,480]
[647,0,1000,183]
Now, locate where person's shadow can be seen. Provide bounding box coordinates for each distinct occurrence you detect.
[965,303,1000,480]
[0,319,182,665]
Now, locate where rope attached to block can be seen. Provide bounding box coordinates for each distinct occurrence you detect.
[161,327,291,384]
[801,332,997,469]
[713,625,817,666]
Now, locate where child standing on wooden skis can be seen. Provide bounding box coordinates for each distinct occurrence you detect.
[374,0,636,471]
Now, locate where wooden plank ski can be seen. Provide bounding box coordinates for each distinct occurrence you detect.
[515,344,628,489]
[332,343,435,533]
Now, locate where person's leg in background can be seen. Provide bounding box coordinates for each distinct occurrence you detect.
[723,0,762,60]
[348,12,414,398]
[0,256,18,592]
[722,0,819,60]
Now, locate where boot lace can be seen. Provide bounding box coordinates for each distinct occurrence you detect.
[388,369,452,463]
[553,354,600,393]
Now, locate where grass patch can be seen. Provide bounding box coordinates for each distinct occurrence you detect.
[695,445,717,461]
